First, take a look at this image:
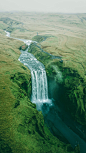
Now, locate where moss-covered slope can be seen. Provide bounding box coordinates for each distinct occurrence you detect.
[28,42,86,129]
[0,30,80,153]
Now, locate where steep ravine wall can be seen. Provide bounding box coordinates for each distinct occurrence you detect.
[0,31,81,153]
[28,42,86,130]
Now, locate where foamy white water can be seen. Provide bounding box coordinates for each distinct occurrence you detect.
[5,31,86,153]
[19,51,52,109]
[5,31,52,110]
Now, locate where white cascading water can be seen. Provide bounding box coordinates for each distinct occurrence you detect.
[18,41,52,111]
[31,70,48,102]
[5,31,52,111]
[18,50,52,110]
[5,32,86,152]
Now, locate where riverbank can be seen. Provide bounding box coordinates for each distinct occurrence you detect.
[8,31,86,153]
[0,12,86,153]
[28,41,86,128]
[27,41,86,153]
[0,30,81,153]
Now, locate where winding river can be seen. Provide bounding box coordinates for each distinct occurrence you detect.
[5,31,86,153]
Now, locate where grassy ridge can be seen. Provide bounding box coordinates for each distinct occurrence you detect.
[28,42,86,128]
[0,12,86,152]
[0,30,79,152]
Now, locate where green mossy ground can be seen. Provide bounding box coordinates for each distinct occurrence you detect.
[19,44,28,51]
[0,30,80,153]
[32,35,46,42]
[28,42,86,129]
[28,42,51,66]
[1,12,86,152]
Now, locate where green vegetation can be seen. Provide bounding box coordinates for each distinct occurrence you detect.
[0,29,79,153]
[28,41,86,128]
[0,12,86,152]
[28,42,51,65]
[19,44,28,51]
[0,17,22,32]
[32,35,46,42]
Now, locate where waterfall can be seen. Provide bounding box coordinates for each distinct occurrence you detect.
[31,70,48,102]
[5,31,52,110]
[5,31,86,152]
[19,51,52,108]
[18,42,52,110]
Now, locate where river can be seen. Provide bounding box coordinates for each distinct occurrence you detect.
[5,31,86,153]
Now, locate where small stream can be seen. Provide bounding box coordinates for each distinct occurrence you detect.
[5,31,86,153]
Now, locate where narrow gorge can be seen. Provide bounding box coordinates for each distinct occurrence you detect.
[5,31,86,153]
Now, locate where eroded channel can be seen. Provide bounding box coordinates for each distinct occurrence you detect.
[5,31,86,153]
